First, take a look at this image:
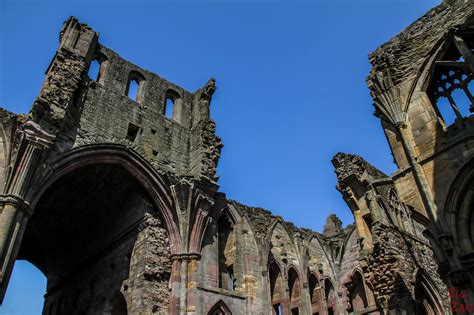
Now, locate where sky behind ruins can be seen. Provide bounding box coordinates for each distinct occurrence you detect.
[1,0,439,313]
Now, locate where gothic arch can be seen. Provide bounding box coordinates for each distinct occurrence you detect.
[269,261,285,314]
[347,270,369,313]
[324,278,336,315]
[444,158,474,255]
[28,144,181,253]
[308,272,323,314]
[288,266,301,314]
[306,234,338,281]
[414,272,445,315]
[207,300,232,315]
[267,221,300,270]
[217,209,237,290]
[266,218,293,242]
[411,22,474,116]
[16,147,173,313]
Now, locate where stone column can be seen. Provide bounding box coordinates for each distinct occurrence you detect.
[171,253,200,315]
[300,281,312,315]
[0,121,54,303]
[169,258,183,315]
[282,272,291,315]
[0,196,32,288]
[320,281,329,315]
[186,254,200,314]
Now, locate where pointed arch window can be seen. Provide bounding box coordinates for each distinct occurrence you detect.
[308,272,322,315]
[427,32,474,128]
[386,189,414,234]
[324,279,336,315]
[347,271,369,313]
[269,262,285,315]
[217,210,236,291]
[288,267,301,314]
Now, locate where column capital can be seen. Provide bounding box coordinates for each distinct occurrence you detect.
[0,195,33,218]
[170,253,201,262]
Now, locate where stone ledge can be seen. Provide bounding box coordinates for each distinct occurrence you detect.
[196,286,247,300]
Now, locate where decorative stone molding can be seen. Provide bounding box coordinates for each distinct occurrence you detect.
[170,253,201,262]
[0,195,32,218]
[22,121,56,149]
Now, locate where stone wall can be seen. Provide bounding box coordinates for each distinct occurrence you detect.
[366,0,474,310]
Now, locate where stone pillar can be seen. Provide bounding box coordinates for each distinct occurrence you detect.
[320,281,329,315]
[170,253,201,315]
[186,254,200,314]
[282,273,291,315]
[180,257,188,315]
[0,196,32,297]
[300,281,312,315]
[0,121,54,303]
[169,258,183,315]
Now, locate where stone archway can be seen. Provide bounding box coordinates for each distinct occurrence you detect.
[17,160,172,314]
[414,274,444,315]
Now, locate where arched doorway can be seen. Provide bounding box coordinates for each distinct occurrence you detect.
[16,162,171,314]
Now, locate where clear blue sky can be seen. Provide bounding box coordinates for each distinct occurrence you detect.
[1,0,439,313]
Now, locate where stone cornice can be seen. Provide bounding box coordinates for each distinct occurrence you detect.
[23,121,56,149]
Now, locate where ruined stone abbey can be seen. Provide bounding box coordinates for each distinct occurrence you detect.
[0,0,474,314]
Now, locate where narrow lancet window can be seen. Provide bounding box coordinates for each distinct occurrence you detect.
[217,211,236,291]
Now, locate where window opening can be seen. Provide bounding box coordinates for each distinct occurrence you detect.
[126,123,140,142]
[88,59,101,81]
[127,79,139,101]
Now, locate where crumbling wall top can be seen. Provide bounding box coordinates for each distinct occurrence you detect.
[227,199,351,243]
[367,1,474,87]
[332,152,387,185]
